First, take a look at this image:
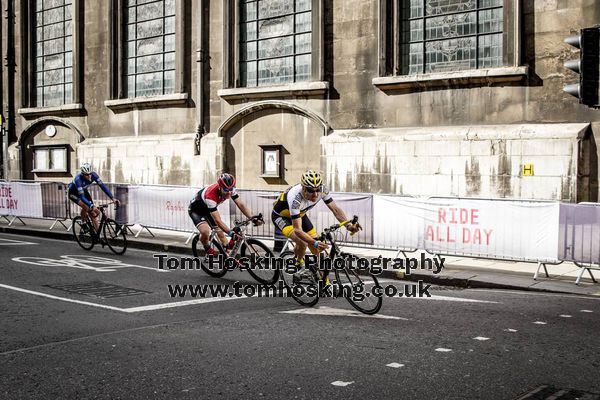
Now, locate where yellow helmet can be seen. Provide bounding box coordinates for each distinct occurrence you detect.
[300,170,323,188]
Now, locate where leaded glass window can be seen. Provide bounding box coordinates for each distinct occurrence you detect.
[125,0,176,97]
[240,0,312,87]
[401,0,503,75]
[34,0,74,107]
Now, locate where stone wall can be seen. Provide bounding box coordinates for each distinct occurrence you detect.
[322,124,590,201]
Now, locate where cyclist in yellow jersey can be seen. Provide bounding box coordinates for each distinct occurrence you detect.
[272,170,359,265]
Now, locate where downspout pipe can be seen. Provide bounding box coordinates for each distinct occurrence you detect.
[3,0,15,179]
[195,0,206,155]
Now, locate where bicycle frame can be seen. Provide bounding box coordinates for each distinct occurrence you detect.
[198,214,263,257]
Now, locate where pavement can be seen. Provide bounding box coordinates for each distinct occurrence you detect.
[1,216,599,297]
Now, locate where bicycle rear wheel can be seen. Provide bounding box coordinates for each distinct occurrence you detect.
[279,250,320,307]
[334,263,382,315]
[192,235,228,278]
[72,216,94,250]
[103,218,127,255]
[241,238,279,285]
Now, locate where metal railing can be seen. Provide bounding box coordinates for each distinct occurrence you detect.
[1,178,599,284]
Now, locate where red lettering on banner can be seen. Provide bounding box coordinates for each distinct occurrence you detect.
[425,225,434,241]
[0,199,18,210]
[426,206,492,245]
[438,208,446,223]
[165,201,185,214]
[484,229,492,244]
[0,186,13,198]
[472,209,479,225]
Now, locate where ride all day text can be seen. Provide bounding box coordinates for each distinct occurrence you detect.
[0,186,18,210]
[425,207,493,245]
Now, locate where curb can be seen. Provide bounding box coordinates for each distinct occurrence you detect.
[0,225,192,255]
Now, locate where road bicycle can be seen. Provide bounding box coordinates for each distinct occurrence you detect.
[191,214,279,285]
[279,216,383,315]
[72,202,127,255]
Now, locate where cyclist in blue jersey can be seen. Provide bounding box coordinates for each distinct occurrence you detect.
[68,163,120,235]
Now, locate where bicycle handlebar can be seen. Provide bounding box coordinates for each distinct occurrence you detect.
[233,213,264,228]
[316,215,361,242]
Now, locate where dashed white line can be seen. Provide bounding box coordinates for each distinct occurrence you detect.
[435,348,452,352]
[473,337,490,341]
[386,363,405,368]
[393,294,500,304]
[331,381,354,387]
[0,238,37,245]
[533,321,547,325]
[504,329,518,333]
[559,315,572,318]
[280,306,409,320]
[580,310,594,313]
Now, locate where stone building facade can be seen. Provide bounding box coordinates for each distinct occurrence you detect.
[1,0,599,202]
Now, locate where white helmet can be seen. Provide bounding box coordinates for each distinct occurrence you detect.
[80,163,92,174]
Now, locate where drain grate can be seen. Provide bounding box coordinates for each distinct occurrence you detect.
[515,385,600,400]
[45,281,151,298]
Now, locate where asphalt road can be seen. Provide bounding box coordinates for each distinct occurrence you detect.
[1,233,599,400]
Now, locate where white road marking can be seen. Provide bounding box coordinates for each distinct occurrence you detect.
[505,329,518,332]
[280,306,408,320]
[0,238,37,245]
[533,321,547,325]
[331,381,354,387]
[473,336,490,341]
[469,289,600,301]
[580,310,594,313]
[435,348,452,352]
[393,294,500,304]
[0,283,249,313]
[559,315,572,318]
[12,255,167,273]
[122,296,247,312]
[386,363,405,368]
[0,283,125,312]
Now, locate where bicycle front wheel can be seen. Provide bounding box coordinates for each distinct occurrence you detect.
[334,263,382,315]
[241,238,279,285]
[192,236,228,278]
[279,250,320,307]
[72,216,94,251]
[103,218,127,255]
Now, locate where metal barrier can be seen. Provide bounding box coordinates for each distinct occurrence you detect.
[1,178,600,285]
[558,202,600,284]
[423,196,561,263]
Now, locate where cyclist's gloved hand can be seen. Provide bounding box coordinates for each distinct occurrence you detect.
[252,216,264,226]
[313,240,328,252]
[229,226,242,240]
[346,222,362,234]
[113,198,121,208]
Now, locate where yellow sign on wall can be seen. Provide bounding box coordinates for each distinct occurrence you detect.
[522,164,534,176]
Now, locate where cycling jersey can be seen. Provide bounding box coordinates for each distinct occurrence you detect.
[189,183,239,213]
[188,183,240,228]
[272,184,333,219]
[67,172,113,208]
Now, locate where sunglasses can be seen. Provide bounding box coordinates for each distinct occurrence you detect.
[222,187,235,193]
[82,173,91,177]
[305,186,322,193]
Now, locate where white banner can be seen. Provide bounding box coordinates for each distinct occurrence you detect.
[127,185,231,232]
[0,182,43,218]
[422,198,560,262]
[373,195,423,250]
[374,196,560,262]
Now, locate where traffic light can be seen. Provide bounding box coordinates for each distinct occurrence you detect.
[564,26,600,108]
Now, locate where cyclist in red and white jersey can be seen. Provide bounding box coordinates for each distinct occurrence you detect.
[188,173,263,255]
